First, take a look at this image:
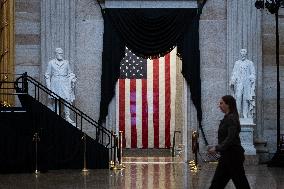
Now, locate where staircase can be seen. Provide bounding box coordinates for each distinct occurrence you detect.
[0,73,116,173]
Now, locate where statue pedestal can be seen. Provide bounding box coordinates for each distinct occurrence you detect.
[240,118,256,155]
[254,139,269,163]
[240,119,259,165]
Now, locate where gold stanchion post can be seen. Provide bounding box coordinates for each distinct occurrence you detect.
[82,132,88,173]
[110,131,125,170]
[33,132,40,174]
[189,131,201,173]
[116,131,125,170]
[110,132,118,170]
[109,131,115,169]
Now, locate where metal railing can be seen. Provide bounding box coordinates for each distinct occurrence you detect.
[7,72,119,167]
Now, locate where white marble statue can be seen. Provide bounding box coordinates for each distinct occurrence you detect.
[45,48,76,125]
[230,49,256,119]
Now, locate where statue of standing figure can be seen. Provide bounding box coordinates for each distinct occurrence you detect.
[230,49,256,119]
[45,48,76,125]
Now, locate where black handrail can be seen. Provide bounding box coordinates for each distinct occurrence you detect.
[14,73,116,150]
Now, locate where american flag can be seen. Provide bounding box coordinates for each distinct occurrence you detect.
[117,47,177,149]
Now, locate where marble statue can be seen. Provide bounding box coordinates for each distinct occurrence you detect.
[45,48,76,125]
[230,49,256,119]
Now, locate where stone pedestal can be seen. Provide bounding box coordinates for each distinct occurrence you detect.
[240,118,256,155]
[254,139,269,163]
[240,119,259,165]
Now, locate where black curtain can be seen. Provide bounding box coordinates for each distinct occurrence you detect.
[98,11,125,125]
[99,8,208,145]
[0,95,109,173]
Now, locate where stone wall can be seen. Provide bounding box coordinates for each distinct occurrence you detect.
[262,8,284,155]
[14,0,41,106]
[15,0,41,80]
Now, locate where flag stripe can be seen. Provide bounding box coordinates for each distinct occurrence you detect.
[130,79,137,148]
[165,53,171,148]
[159,57,166,148]
[125,79,131,148]
[147,59,154,148]
[119,79,126,148]
[142,79,148,148]
[136,79,142,148]
[170,49,177,149]
[153,58,159,148]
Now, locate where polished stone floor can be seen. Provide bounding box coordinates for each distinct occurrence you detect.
[0,157,284,189]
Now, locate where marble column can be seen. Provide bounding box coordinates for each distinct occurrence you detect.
[40,0,76,79]
[227,0,263,140]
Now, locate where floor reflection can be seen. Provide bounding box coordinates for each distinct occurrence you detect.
[0,157,283,189]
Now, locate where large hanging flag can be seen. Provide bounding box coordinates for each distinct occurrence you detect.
[117,47,177,148]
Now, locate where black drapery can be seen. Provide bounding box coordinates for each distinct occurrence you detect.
[99,8,208,145]
[0,94,109,173]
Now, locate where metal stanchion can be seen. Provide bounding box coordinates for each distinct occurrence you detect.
[189,131,200,173]
[110,131,125,170]
[109,131,115,170]
[82,132,88,173]
[192,131,199,165]
[33,132,40,174]
[116,131,125,170]
[110,132,118,170]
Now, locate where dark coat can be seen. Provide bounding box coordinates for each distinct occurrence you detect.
[215,113,243,153]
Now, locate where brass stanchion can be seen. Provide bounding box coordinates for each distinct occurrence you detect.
[192,131,199,165]
[82,133,88,173]
[33,132,40,174]
[109,131,116,170]
[110,133,118,170]
[110,131,125,170]
[116,131,125,170]
[189,131,201,173]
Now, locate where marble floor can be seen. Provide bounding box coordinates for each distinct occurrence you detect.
[0,157,283,189]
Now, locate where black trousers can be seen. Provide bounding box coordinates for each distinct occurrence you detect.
[209,147,250,189]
